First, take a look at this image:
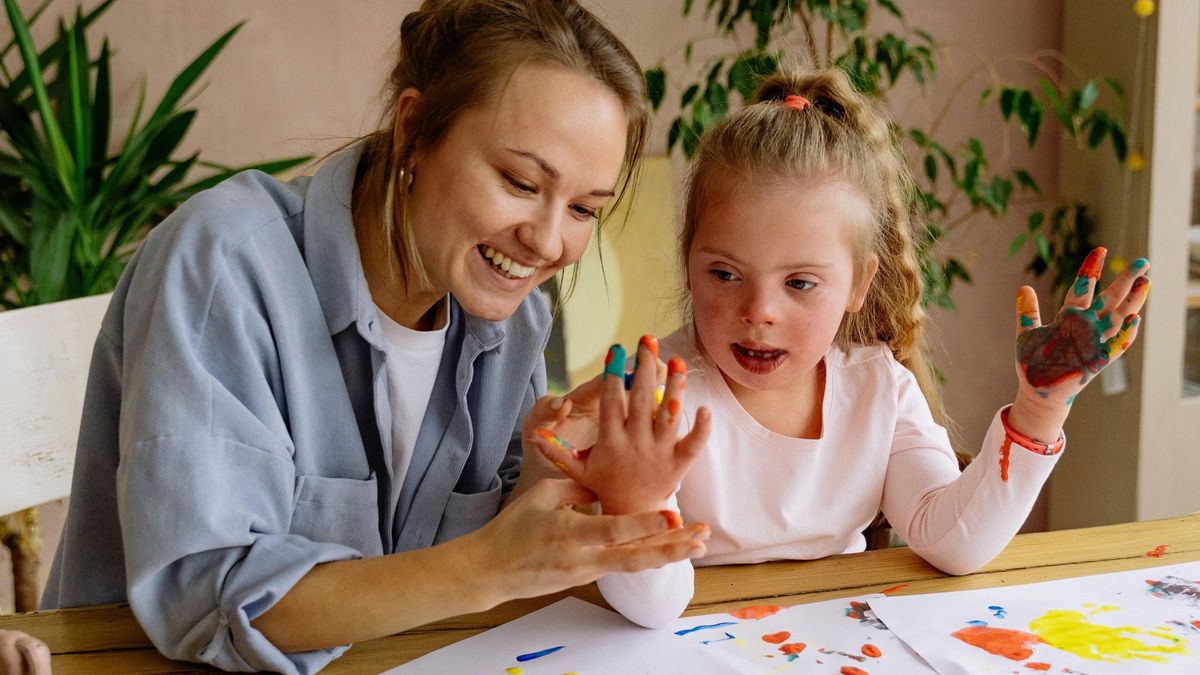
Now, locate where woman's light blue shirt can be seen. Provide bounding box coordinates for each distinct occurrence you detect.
[41,148,549,674]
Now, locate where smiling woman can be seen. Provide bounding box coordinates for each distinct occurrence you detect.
[37,1,709,673]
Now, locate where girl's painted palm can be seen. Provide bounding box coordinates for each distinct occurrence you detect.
[533,337,712,516]
[1014,247,1149,407]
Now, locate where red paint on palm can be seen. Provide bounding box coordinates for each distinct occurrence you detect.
[1016,309,1106,388]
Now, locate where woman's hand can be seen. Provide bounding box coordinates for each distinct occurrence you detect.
[533,336,712,515]
[467,478,709,605]
[0,629,52,675]
[1010,247,1150,441]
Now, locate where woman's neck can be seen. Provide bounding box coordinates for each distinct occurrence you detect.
[724,359,826,439]
[354,206,447,332]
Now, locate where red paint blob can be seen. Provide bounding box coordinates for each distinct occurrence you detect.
[762,631,790,644]
[952,626,1043,661]
[999,438,1012,482]
[840,667,869,675]
[861,644,882,658]
[1192,620,1200,629]
[668,399,681,417]
[668,357,687,377]
[639,334,659,360]
[1025,663,1051,671]
[779,642,807,654]
[1145,545,1167,558]
[1016,310,1105,388]
[660,511,682,530]
[880,583,908,595]
[731,604,784,620]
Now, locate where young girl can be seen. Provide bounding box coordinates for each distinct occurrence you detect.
[536,68,1150,628]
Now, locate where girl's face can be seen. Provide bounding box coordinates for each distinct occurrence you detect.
[687,176,877,399]
[406,63,629,321]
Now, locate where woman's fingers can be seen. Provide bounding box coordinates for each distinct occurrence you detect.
[598,524,710,573]
[1093,257,1149,321]
[1062,247,1106,312]
[1015,286,1041,338]
[0,631,50,675]
[533,427,589,482]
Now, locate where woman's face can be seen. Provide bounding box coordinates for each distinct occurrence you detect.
[405,63,629,321]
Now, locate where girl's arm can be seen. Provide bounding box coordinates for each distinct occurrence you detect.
[883,248,1148,575]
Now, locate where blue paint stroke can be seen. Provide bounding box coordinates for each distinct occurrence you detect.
[786,653,799,662]
[675,621,737,636]
[515,645,564,662]
[988,605,1007,619]
[701,632,736,645]
[966,619,988,627]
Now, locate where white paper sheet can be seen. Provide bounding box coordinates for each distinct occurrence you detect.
[668,594,935,673]
[383,596,735,674]
[868,560,1200,675]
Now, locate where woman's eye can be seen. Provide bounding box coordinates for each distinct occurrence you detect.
[710,269,736,282]
[504,174,536,194]
[570,205,599,220]
[788,279,816,291]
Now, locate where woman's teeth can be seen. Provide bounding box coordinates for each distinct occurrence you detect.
[482,246,534,279]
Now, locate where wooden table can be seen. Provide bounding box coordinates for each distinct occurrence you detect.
[3,513,1198,674]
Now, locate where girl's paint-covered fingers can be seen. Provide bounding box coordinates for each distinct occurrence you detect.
[1103,314,1140,361]
[1111,271,1151,319]
[599,344,628,429]
[1093,257,1148,318]
[1063,247,1106,310]
[598,523,710,573]
[654,357,688,435]
[626,336,659,428]
[1015,286,1041,337]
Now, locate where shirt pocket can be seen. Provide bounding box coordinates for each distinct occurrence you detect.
[433,475,503,543]
[291,473,383,557]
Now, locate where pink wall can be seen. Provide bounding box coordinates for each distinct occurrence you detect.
[1,0,1066,611]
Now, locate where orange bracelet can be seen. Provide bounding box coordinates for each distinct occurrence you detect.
[1000,406,1065,456]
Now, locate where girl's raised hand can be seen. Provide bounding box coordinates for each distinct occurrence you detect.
[1010,247,1150,439]
[535,335,712,515]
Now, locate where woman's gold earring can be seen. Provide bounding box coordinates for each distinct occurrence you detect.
[398,166,415,194]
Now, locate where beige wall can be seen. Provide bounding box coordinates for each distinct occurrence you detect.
[2,0,1072,610]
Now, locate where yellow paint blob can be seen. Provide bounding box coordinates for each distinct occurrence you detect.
[1133,0,1155,18]
[505,668,523,675]
[1083,604,1121,614]
[1029,609,1189,663]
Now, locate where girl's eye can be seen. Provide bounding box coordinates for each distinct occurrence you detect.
[710,269,737,282]
[504,173,536,194]
[788,279,816,291]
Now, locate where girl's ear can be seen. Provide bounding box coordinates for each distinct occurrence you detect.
[847,253,879,312]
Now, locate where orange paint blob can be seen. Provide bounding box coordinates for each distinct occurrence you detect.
[999,438,1012,482]
[1145,545,1167,558]
[639,334,659,360]
[1192,620,1200,630]
[660,510,682,529]
[779,642,807,654]
[667,399,681,419]
[840,667,868,675]
[1079,247,1106,281]
[880,583,908,595]
[952,625,1043,661]
[861,644,882,658]
[731,604,783,620]
[762,631,790,644]
[668,357,687,377]
[1025,663,1051,671]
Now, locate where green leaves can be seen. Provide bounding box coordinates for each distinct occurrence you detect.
[0,3,309,308]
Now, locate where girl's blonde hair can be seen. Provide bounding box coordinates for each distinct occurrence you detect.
[680,68,944,421]
[354,0,649,300]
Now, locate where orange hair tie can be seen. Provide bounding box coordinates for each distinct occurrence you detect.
[783,94,811,111]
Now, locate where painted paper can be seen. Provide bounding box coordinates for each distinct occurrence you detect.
[383,596,733,674]
[868,561,1200,674]
[669,594,935,673]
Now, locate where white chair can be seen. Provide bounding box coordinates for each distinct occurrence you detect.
[0,293,111,612]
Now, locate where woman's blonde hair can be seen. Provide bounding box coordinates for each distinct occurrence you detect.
[680,68,944,421]
[354,0,649,299]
